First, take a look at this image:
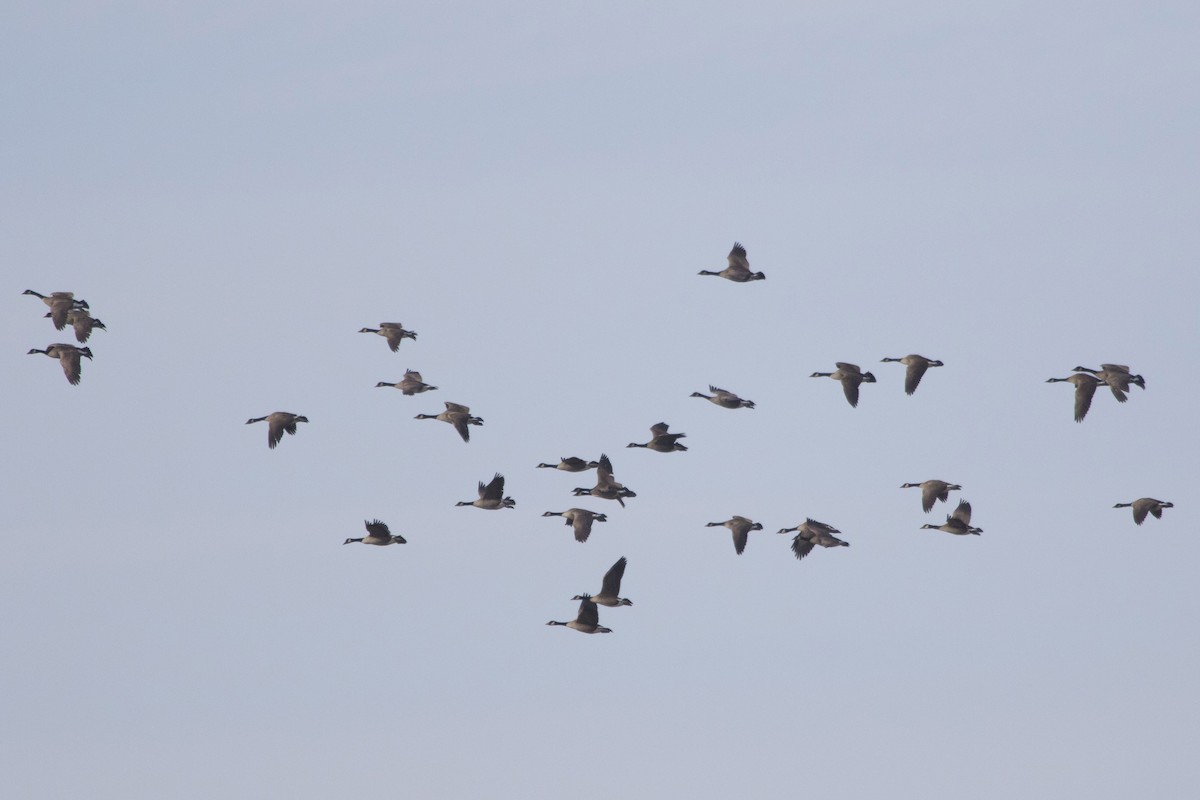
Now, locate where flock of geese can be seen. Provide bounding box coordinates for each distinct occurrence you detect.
[21,251,1175,633]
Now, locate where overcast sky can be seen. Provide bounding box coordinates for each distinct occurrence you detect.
[3,2,1198,798]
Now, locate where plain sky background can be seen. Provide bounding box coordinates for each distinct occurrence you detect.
[3,2,1198,798]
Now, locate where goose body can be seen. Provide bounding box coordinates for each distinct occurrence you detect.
[921,500,982,535]
[245,411,309,449]
[457,473,515,509]
[691,385,756,409]
[698,242,765,282]
[901,480,962,513]
[414,401,483,442]
[359,322,417,351]
[810,362,877,407]
[706,516,763,555]
[1073,364,1145,402]
[536,457,599,472]
[24,290,88,330]
[44,308,107,343]
[574,557,633,607]
[27,344,93,385]
[880,355,944,395]
[546,595,612,634]
[1046,373,1104,422]
[344,519,407,545]
[542,508,608,542]
[777,519,850,561]
[627,422,688,452]
[572,453,636,507]
[376,369,437,395]
[1113,498,1173,525]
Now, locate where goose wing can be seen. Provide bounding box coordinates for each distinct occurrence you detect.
[600,557,627,596]
[951,500,972,525]
[791,534,816,561]
[920,482,946,513]
[575,596,600,627]
[1074,379,1099,422]
[726,242,750,273]
[840,374,862,408]
[382,328,405,351]
[904,360,930,395]
[57,346,84,385]
[480,473,505,501]
[365,519,391,538]
[596,453,615,485]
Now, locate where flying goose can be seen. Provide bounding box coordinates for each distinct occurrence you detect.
[901,480,962,513]
[698,242,766,282]
[627,422,688,452]
[43,308,106,343]
[245,411,309,449]
[1046,373,1104,422]
[376,369,437,395]
[1113,498,1173,525]
[546,595,612,634]
[777,519,849,561]
[536,457,600,472]
[344,519,407,545]
[359,322,417,351]
[810,362,877,408]
[706,516,764,555]
[1072,364,1145,402]
[414,401,483,442]
[542,509,608,542]
[880,355,944,395]
[574,557,633,607]
[572,453,636,507]
[27,343,93,385]
[456,473,515,509]
[921,500,982,535]
[24,290,88,330]
[691,385,756,409]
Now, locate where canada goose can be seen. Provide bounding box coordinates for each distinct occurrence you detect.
[542,509,608,542]
[706,516,764,555]
[27,343,93,385]
[536,457,600,472]
[1073,364,1145,402]
[900,480,962,513]
[777,519,849,561]
[698,242,766,282]
[414,401,483,442]
[810,362,877,407]
[572,453,636,507]
[344,519,407,545]
[1113,498,1173,525]
[573,557,633,607]
[24,290,88,330]
[921,500,982,535]
[627,422,688,452]
[691,385,756,409]
[43,308,106,343]
[1046,373,1104,422]
[880,355,944,395]
[245,411,309,449]
[376,369,437,395]
[359,322,417,352]
[456,473,515,509]
[546,595,612,634]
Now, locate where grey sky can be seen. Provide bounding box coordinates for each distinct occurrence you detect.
[4,3,1198,798]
